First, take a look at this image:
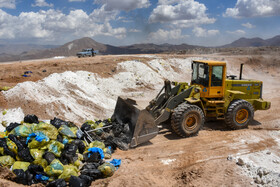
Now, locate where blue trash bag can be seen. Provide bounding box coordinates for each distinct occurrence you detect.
[88,147,104,160]
[109,159,121,169]
[26,132,49,144]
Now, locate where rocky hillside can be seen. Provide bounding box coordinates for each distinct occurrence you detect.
[222,35,280,47]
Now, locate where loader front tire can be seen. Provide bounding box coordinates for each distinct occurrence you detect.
[171,103,204,137]
[225,99,254,129]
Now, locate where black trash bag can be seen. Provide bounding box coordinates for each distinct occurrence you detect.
[81,163,103,180]
[46,179,67,187]
[43,152,56,164]
[6,122,21,132]
[13,169,27,185]
[118,132,131,144]
[112,137,129,151]
[112,122,123,137]
[72,139,85,154]
[81,162,101,170]
[69,176,86,187]
[18,148,34,162]
[79,175,93,187]
[81,123,91,132]
[8,134,24,151]
[80,169,102,180]
[61,143,78,164]
[103,136,117,150]
[19,137,28,148]
[28,164,44,174]
[25,170,37,185]
[58,156,69,165]
[0,138,16,158]
[67,121,78,128]
[50,117,68,129]
[24,114,39,124]
[84,152,101,163]
[56,134,63,143]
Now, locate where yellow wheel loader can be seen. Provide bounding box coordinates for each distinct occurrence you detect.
[112,60,271,147]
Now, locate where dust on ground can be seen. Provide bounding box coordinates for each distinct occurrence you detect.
[0,53,280,187]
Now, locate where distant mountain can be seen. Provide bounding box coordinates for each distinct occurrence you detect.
[120,43,199,53]
[222,35,280,48]
[0,44,58,55]
[1,35,280,62]
[0,37,202,62]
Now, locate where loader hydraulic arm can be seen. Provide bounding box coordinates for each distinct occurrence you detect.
[146,80,193,125]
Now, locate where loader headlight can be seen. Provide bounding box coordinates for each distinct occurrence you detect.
[195,88,200,93]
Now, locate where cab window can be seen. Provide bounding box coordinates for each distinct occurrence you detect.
[192,62,209,87]
[211,66,223,86]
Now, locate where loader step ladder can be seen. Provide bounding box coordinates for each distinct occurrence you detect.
[216,105,225,120]
[208,100,225,120]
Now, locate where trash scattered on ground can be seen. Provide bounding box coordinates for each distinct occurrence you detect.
[0,86,12,91]
[227,150,280,186]
[0,114,128,186]
[22,71,33,77]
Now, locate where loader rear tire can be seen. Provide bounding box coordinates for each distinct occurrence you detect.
[171,103,204,137]
[225,99,254,129]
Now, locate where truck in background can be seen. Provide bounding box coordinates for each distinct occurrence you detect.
[76,48,97,58]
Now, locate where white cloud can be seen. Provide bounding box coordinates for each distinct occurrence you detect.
[149,0,215,28]
[90,4,119,22]
[0,0,16,9]
[227,30,246,35]
[192,27,219,37]
[224,0,280,18]
[147,29,188,43]
[94,0,150,11]
[129,29,141,33]
[32,0,53,7]
[0,9,126,42]
[242,22,255,29]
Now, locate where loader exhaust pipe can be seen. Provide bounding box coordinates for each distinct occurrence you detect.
[239,63,244,80]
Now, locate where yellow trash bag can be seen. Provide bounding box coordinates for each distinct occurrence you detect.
[58,165,79,181]
[0,155,15,167]
[6,138,18,155]
[74,159,82,169]
[11,123,34,137]
[33,122,58,140]
[103,147,112,159]
[47,140,64,157]
[0,131,6,138]
[58,125,76,138]
[98,163,116,178]
[84,120,104,129]
[45,159,64,177]
[0,147,4,155]
[88,140,105,150]
[12,161,30,171]
[33,158,48,168]
[28,138,49,149]
[30,149,45,160]
[30,149,48,168]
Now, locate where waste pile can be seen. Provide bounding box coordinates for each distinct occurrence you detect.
[0,114,130,186]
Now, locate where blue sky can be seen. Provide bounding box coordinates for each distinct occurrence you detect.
[0,0,279,46]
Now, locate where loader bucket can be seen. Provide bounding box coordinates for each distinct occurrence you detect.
[112,97,159,148]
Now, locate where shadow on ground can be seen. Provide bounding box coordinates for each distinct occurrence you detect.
[159,119,262,141]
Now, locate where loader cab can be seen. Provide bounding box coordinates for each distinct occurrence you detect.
[191,60,226,98]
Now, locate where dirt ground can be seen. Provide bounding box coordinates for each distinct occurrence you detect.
[0,53,279,186]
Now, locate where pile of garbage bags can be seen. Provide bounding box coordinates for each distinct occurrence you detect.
[0,114,125,186]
